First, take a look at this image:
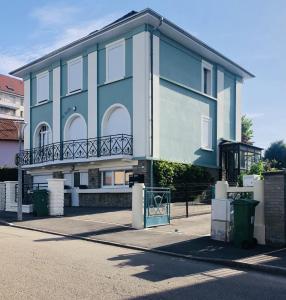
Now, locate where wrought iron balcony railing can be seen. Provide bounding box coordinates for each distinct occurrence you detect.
[18,134,133,166]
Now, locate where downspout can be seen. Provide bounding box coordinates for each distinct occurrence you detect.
[150,17,163,187]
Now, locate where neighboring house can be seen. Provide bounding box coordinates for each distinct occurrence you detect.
[0,118,19,168]
[0,75,24,119]
[10,9,261,207]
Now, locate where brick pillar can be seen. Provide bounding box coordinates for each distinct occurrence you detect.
[133,160,151,186]
[53,171,64,179]
[264,171,286,246]
[4,181,17,211]
[88,168,100,188]
[0,182,6,211]
[47,179,65,216]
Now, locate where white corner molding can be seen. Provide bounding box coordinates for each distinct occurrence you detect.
[216,69,224,166]
[152,34,160,159]
[23,79,30,150]
[132,31,151,158]
[235,79,242,142]
[53,66,61,143]
[88,51,98,138]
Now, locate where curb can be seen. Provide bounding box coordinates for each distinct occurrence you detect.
[1,219,286,277]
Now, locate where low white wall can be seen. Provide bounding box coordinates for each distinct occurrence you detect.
[47,179,65,216]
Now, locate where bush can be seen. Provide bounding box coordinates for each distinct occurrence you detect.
[153,160,214,202]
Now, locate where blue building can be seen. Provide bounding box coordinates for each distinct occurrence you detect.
[11,9,257,207]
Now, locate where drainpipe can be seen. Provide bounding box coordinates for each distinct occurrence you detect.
[150,17,163,187]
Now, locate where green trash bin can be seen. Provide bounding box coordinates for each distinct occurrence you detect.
[32,190,49,217]
[232,199,259,248]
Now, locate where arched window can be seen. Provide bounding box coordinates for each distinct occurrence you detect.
[102,105,131,136]
[34,123,52,148]
[64,114,87,141]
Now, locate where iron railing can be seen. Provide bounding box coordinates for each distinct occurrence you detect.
[15,183,48,204]
[18,134,133,166]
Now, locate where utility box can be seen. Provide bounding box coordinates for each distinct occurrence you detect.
[243,175,260,187]
[211,198,233,242]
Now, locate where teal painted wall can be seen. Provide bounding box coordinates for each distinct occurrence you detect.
[159,78,217,167]
[223,71,236,140]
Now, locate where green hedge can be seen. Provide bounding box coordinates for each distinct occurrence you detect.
[0,168,18,182]
[153,160,214,202]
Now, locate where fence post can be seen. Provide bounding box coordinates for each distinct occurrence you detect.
[4,181,18,211]
[132,183,145,229]
[47,179,65,216]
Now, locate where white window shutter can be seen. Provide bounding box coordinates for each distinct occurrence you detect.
[37,72,49,102]
[201,116,212,150]
[106,40,125,82]
[68,57,83,93]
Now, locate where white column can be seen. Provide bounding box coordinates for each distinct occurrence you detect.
[215,181,228,199]
[235,79,242,142]
[4,181,17,211]
[217,69,224,166]
[88,51,98,139]
[132,183,145,229]
[253,180,265,245]
[53,66,61,143]
[152,35,160,159]
[47,179,65,216]
[23,79,30,149]
[133,31,150,158]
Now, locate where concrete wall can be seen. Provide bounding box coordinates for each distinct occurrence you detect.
[79,193,131,208]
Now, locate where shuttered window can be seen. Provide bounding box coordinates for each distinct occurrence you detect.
[201,116,213,150]
[68,57,83,93]
[37,71,49,103]
[106,40,125,82]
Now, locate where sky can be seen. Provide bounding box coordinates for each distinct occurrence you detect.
[0,0,285,149]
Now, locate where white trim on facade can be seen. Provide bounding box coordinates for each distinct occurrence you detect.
[152,34,160,159]
[236,79,242,142]
[53,66,61,143]
[88,51,98,139]
[105,38,125,83]
[67,56,83,94]
[36,70,49,103]
[132,31,151,158]
[24,79,30,150]
[201,60,213,96]
[217,68,225,165]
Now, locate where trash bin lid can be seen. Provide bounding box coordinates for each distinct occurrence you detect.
[232,199,259,207]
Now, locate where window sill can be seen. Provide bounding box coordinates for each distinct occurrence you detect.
[102,76,130,86]
[31,100,51,108]
[66,89,83,96]
[201,147,214,152]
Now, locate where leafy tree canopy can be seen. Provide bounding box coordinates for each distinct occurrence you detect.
[264,140,286,168]
[241,115,253,144]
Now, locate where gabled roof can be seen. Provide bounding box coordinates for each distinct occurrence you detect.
[10,8,254,79]
[0,118,19,141]
[0,74,23,96]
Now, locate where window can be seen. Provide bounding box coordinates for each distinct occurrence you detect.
[201,116,213,150]
[73,171,88,187]
[102,170,133,187]
[106,39,125,83]
[68,56,83,94]
[37,71,49,103]
[202,61,212,96]
[39,125,50,147]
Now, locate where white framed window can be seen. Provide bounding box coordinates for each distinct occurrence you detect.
[102,170,132,187]
[201,61,213,96]
[201,115,213,150]
[106,39,125,83]
[67,56,83,94]
[37,71,49,103]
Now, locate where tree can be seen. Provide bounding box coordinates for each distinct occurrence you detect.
[264,140,286,168]
[241,115,253,144]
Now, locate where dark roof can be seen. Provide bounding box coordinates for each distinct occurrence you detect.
[0,74,23,96]
[0,118,19,141]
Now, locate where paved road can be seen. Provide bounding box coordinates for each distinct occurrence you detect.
[0,225,286,300]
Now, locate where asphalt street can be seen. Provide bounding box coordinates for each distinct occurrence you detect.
[0,225,286,300]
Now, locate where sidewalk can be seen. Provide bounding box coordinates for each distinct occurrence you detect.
[0,208,285,275]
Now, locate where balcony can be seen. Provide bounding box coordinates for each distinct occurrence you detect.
[18,134,133,167]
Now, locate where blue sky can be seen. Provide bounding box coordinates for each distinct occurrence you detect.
[0,0,285,149]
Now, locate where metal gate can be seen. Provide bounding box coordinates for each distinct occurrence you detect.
[0,183,6,211]
[144,187,171,228]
